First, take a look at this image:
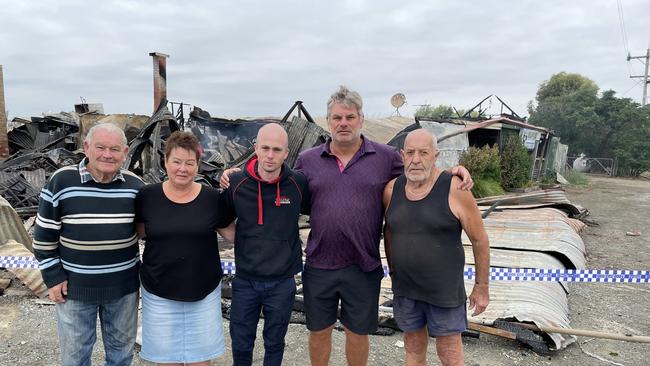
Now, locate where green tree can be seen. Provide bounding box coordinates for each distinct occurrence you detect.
[609,103,650,175]
[529,71,650,176]
[533,72,598,103]
[415,104,457,119]
[528,72,599,155]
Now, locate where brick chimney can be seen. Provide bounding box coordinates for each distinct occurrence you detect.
[0,65,9,161]
[149,52,169,112]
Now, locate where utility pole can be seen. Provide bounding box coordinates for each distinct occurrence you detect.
[629,48,650,106]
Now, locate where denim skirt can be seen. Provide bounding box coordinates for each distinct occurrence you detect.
[139,283,225,363]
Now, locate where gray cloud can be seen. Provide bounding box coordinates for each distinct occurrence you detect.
[1,0,649,119]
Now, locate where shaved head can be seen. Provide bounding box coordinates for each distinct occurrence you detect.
[257,123,288,148]
[255,123,289,178]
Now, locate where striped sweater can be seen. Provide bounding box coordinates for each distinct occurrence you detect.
[33,163,144,302]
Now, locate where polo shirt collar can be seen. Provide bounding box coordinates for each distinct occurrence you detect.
[320,135,376,157]
[78,158,126,184]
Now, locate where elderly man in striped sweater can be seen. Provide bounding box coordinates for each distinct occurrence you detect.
[34,123,143,366]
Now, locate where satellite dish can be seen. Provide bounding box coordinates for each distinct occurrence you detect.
[391,93,406,108]
[390,93,406,116]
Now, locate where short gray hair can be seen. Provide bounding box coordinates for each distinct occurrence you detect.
[85,123,127,146]
[326,85,363,118]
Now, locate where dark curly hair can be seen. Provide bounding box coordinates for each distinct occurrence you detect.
[165,131,202,161]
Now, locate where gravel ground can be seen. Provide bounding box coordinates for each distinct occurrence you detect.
[0,175,648,365]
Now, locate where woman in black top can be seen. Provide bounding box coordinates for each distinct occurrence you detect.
[135,131,234,365]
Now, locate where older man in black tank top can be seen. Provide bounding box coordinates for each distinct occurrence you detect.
[383,129,490,366]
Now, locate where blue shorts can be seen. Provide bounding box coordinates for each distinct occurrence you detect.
[393,296,467,337]
[140,284,225,363]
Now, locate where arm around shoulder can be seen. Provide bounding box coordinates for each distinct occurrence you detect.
[382,178,397,212]
[382,178,397,272]
[448,165,474,191]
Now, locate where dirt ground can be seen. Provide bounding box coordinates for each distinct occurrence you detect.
[0,175,648,365]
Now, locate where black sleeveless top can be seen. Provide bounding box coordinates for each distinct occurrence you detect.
[385,171,466,307]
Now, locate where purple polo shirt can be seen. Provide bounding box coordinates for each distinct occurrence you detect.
[294,136,403,272]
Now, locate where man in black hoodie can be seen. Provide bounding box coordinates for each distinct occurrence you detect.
[222,123,309,366]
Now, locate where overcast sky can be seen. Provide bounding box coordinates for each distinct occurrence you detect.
[1,0,649,120]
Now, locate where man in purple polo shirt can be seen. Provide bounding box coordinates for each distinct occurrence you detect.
[295,86,472,366]
[221,86,472,366]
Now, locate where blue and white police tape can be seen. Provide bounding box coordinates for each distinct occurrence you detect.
[0,256,39,269]
[1,256,648,283]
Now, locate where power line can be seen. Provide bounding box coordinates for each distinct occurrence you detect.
[621,79,643,97]
[616,0,630,55]
[616,0,634,77]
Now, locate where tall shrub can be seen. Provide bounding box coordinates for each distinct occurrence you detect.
[501,136,533,189]
[459,145,504,197]
[459,145,501,181]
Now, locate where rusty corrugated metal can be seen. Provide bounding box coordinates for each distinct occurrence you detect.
[477,189,572,206]
[468,208,587,269]
[0,196,32,252]
[0,240,47,298]
[464,247,566,271]
[483,207,586,233]
[464,200,584,349]
[465,277,575,350]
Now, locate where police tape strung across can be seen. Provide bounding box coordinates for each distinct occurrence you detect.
[1,256,648,283]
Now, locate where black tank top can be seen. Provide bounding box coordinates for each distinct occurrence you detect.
[385,171,466,307]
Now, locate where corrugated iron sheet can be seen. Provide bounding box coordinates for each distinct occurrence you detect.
[465,276,575,350]
[464,247,566,271]
[483,207,586,233]
[477,189,571,206]
[19,168,47,192]
[470,209,587,269]
[466,197,585,349]
[0,196,32,251]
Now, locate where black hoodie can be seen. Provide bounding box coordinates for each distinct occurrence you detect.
[223,156,309,281]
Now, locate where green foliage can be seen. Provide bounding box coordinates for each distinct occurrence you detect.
[500,136,533,189]
[415,104,457,119]
[459,145,502,181]
[534,72,598,103]
[529,71,650,176]
[472,178,506,198]
[604,101,650,175]
[528,73,599,155]
[564,169,588,186]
